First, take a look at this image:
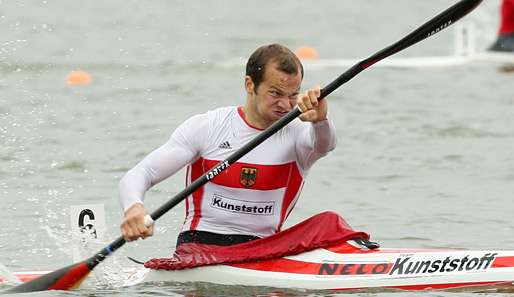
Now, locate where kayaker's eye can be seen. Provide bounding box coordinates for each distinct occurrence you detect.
[269,90,281,98]
[289,93,299,100]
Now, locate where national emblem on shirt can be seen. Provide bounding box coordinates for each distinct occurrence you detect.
[240,167,257,187]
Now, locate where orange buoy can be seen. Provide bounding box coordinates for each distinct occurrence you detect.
[294,46,319,60]
[66,70,92,86]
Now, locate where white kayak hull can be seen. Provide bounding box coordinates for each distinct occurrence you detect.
[4,242,514,291]
[139,241,514,291]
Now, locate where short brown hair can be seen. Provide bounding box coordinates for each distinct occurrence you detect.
[245,44,304,90]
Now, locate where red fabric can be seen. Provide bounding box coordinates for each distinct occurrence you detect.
[278,163,303,230]
[237,106,264,131]
[500,0,514,34]
[189,158,205,230]
[49,263,91,290]
[203,159,298,191]
[144,211,369,270]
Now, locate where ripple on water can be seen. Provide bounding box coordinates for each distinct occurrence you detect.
[57,161,87,172]
[127,281,319,297]
[346,174,405,182]
[442,154,464,162]
[396,236,433,242]
[407,216,473,225]
[420,124,507,139]
[101,167,131,173]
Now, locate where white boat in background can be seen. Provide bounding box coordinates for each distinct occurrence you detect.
[220,23,514,69]
[4,239,514,292]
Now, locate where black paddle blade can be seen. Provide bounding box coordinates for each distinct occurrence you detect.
[5,236,120,293]
[5,261,92,293]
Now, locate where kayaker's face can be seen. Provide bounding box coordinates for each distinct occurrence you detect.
[246,62,302,126]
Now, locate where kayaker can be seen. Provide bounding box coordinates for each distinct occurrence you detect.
[489,0,514,52]
[119,43,336,246]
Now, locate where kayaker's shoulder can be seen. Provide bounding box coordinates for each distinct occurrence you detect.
[203,106,238,119]
[183,106,236,127]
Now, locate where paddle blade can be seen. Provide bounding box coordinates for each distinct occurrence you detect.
[6,262,91,293]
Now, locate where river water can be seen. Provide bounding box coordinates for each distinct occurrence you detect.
[1,0,514,296]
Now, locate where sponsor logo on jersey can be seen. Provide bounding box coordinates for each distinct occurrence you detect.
[218,141,232,149]
[211,194,274,215]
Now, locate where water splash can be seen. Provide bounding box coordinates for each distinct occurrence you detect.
[0,262,21,285]
[41,224,143,289]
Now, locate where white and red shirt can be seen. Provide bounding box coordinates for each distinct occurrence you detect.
[119,106,336,238]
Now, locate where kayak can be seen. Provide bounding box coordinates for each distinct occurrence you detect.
[3,211,513,292]
[4,240,514,291]
[139,239,514,291]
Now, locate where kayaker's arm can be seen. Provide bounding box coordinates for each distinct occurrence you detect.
[295,87,336,170]
[295,118,336,171]
[119,113,208,241]
[118,143,196,211]
[119,113,207,211]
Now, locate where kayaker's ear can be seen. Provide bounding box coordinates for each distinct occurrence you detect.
[245,75,256,95]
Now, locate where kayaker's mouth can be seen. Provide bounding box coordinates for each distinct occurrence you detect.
[273,110,288,117]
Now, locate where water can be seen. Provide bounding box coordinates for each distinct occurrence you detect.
[1,0,514,296]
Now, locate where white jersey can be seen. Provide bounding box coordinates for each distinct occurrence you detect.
[119,106,336,238]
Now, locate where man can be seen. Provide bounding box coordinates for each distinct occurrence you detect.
[489,0,514,52]
[119,43,336,246]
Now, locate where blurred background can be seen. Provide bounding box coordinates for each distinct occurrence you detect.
[1,1,513,295]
